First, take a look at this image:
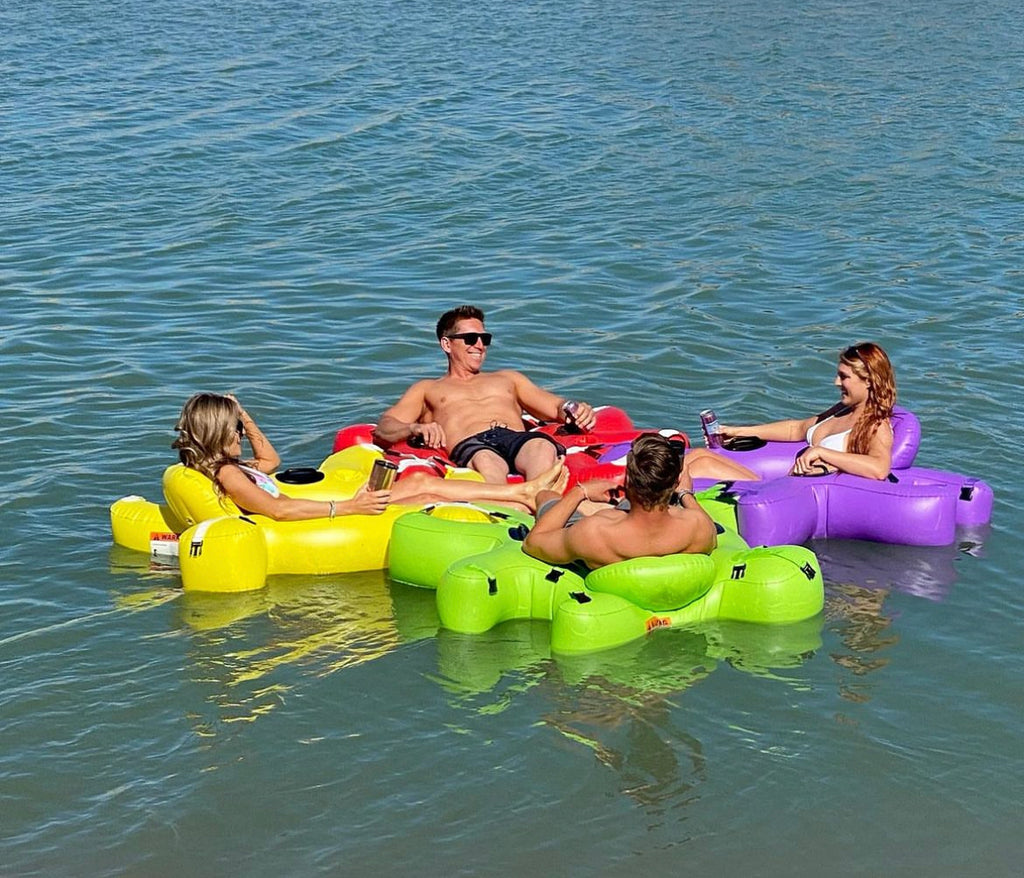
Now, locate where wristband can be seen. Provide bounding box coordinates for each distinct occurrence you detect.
[578,483,589,502]
[328,500,336,519]
[677,490,695,501]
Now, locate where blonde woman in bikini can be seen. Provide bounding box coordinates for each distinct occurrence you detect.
[172,393,567,521]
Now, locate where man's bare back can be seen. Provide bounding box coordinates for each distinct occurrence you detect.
[545,503,716,567]
[524,435,718,570]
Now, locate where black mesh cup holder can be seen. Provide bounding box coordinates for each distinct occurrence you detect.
[275,467,325,485]
[722,436,767,452]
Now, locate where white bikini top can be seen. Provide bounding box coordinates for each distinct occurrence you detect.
[806,416,850,452]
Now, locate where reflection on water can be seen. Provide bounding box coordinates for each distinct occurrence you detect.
[114,572,440,733]
[433,615,822,813]
[825,583,897,705]
[813,530,987,603]
[544,633,714,813]
[188,574,403,703]
[815,535,987,705]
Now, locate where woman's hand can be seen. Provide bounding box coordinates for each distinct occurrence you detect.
[791,446,835,476]
[676,460,696,493]
[344,485,391,516]
[577,478,623,504]
[224,393,246,417]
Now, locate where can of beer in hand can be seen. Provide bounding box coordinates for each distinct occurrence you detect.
[700,409,723,449]
[368,458,398,491]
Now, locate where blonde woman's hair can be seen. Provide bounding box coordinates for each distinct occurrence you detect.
[171,392,241,489]
[841,342,897,455]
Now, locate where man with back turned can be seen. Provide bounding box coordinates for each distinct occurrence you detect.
[524,433,718,570]
[373,305,596,483]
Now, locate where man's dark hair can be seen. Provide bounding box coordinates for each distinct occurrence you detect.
[436,305,485,340]
[625,434,682,510]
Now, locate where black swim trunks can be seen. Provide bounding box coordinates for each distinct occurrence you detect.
[448,426,565,474]
[535,496,630,526]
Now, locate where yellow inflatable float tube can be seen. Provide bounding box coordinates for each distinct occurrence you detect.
[110,446,414,592]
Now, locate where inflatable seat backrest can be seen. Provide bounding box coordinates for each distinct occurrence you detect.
[585,553,716,613]
[162,464,239,529]
[890,406,921,470]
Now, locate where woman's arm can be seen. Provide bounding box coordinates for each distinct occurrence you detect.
[218,465,389,520]
[720,416,817,443]
[236,405,281,473]
[792,421,894,480]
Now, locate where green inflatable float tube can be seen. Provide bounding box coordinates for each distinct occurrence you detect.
[388,503,535,590]
[551,543,824,654]
[436,540,586,634]
[392,497,824,656]
[436,535,822,654]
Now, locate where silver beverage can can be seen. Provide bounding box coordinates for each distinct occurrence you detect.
[368,458,398,491]
[699,409,723,448]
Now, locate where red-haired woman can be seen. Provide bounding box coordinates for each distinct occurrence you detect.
[721,342,897,480]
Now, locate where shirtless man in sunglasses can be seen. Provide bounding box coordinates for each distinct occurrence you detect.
[373,305,596,484]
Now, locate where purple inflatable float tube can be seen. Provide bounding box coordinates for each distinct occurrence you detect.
[690,407,993,547]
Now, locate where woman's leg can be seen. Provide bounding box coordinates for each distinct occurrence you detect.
[390,459,568,512]
[684,448,760,481]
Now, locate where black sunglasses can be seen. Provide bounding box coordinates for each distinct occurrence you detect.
[446,332,492,346]
[235,419,245,437]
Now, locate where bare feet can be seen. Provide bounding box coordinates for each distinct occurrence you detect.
[518,461,569,511]
[535,458,568,493]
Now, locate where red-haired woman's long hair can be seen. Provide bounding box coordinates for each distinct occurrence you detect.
[841,342,896,455]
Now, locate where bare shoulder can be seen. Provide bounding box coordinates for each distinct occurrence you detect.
[214,461,249,496]
[565,508,625,549]
[500,369,540,387]
[481,368,529,388]
[668,506,718,552]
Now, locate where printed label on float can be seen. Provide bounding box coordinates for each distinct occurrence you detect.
[646,616,672,632]
[149,532,180,559]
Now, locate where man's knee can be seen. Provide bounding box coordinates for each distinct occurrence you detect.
[469,449,510,481]
[514,437,559,474]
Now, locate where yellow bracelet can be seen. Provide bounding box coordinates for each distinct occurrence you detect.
[328,500,336,519]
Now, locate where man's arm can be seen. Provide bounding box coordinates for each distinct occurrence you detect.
[509,371,597,431]
[524,484,608,565]
[372,380,445,448]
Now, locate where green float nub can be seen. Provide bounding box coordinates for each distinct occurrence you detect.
[705,544,824,624]
[437,541,585,634]
[551,591,653,654]
[389,504,534,590]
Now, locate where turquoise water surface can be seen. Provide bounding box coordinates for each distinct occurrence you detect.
[2,1,1022,875]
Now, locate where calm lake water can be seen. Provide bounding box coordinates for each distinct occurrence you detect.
[2,1,1022,875]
